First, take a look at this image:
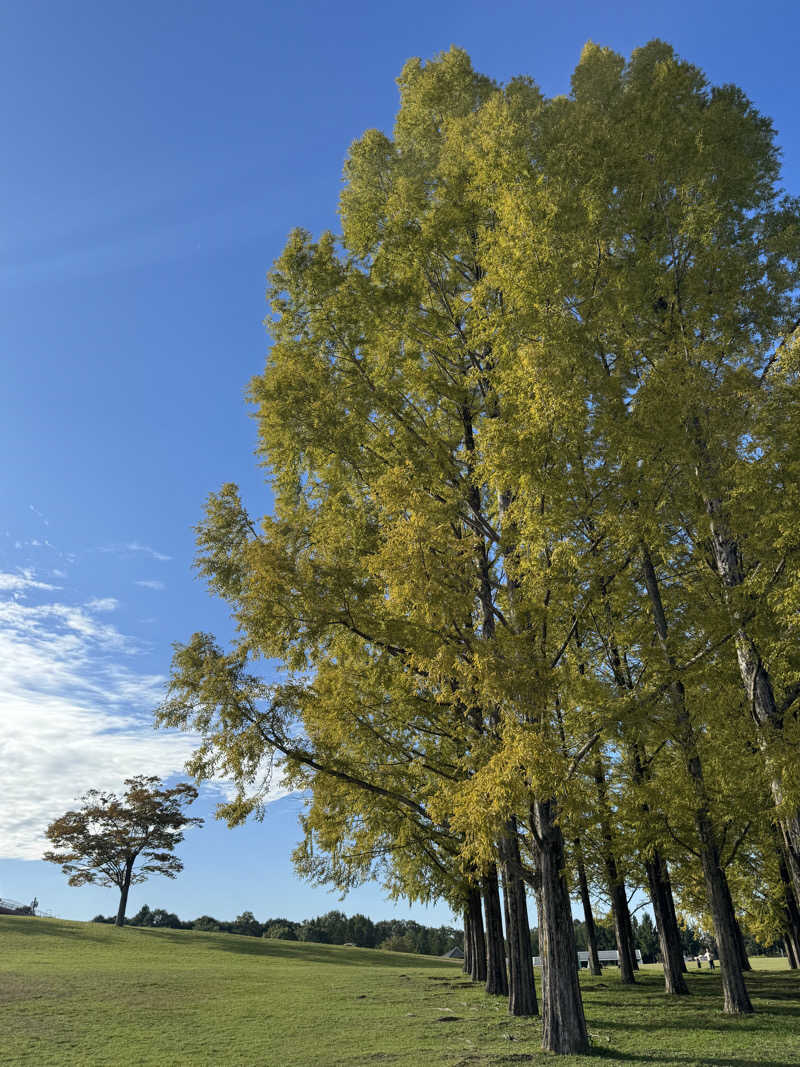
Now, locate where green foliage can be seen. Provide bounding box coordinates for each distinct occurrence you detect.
[128,905,183,930]
[263,921,296,941]
[380,934,414,952]
[156,39,800,1011]
[634,914,661,964]
[43,777,202,905]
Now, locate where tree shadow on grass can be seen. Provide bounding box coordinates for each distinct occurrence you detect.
[131,927,457,970]
[593,1011,800,1034]
[0,917,115,943]
[586,970,800,1010]
[0,917,460,972]
[591,1050,797,1067]
[744,974,800,1001]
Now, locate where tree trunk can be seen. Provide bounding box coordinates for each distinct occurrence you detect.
[610,881,636,982]
[697,472,800,907]
[463,905,472,976]
[531,798,589,1055]
[779,848,800,969]
[645,851,689,994]
[695,817,753,1013]
[630,743,686,991]
[620,886,639,972]
[726,611,800,908]
[115,861,133,927]
[663,866,687,973]
[733,917,751,973]
[683,758,753,1012]
[595,762,635,983]
[499,824,538,1016]
[724,877,751,972]
[786,935,799,969]
[575,841,602,976]
[467,886,487,984]
[641,545,753,1014]
[781,816,800,909]
[483,864,509,996]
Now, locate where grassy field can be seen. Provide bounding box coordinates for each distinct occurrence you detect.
[1,917,798,1066]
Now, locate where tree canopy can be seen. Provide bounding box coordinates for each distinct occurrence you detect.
[158,41,800,1053]
[44,776,202,926]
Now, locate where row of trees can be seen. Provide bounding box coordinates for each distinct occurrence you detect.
[90,900,786,964]
[91,905,462,954]
[156,41,800,1054]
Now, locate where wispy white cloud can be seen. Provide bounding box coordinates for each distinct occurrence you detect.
[85,597,119,613]
[101,542,171,562]
[12,538,57,552]
[0,561,289,861]
[136,579,165,591]
[0,570,58,594]
[0,575,196,860]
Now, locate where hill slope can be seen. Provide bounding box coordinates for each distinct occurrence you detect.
[1,917,798,1065]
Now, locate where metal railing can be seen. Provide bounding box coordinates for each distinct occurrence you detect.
[0,897,54,918]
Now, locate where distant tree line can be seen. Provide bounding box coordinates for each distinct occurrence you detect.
[91,906,462,955]
[92,902,785,963]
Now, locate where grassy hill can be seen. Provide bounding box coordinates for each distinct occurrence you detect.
[1,916,798,1065]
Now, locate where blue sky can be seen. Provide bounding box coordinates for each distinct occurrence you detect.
[2,0,799,925]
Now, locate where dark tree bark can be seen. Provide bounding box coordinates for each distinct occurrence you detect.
[786,935,799,969]
[725,880,752,972]
[115,859,134,927]
[575,841,602,976]
[631,743,687,992]
[467,885,487,984]
[610,880,636,982]
[663,866,687,973]
[594,762,635,984]
[696,823,753,1011]
[531,798,589,1054]
[499,824,538,1016]
[695,460,800,908]
[619,885,639,972]
[645,851,689,994]
[733,918,751,973]
[779,848,800,969]
[641,545,753,1014]
[483,864,509,996]
[463,905,472,976]
[780,817,800,912]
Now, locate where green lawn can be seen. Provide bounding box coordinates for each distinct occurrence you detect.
[1,917,798,1066]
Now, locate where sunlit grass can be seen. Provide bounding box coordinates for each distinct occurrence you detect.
[1,917,797,1065]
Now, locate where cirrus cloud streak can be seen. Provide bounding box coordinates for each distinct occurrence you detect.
[0,576,195,860]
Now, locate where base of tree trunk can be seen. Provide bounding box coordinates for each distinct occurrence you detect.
[500,825,538,1016]
[575,844,603,977]
[483,865,509,996]
[467,886,487,984]
[532,799,589,1054]
[610,882,636,984]
[646,853,689,995]
[115,876,131,927]
[698,833,753,1014]
[463,905,472,976]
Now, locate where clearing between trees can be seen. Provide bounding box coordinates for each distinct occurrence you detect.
[1,917,797,1066]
